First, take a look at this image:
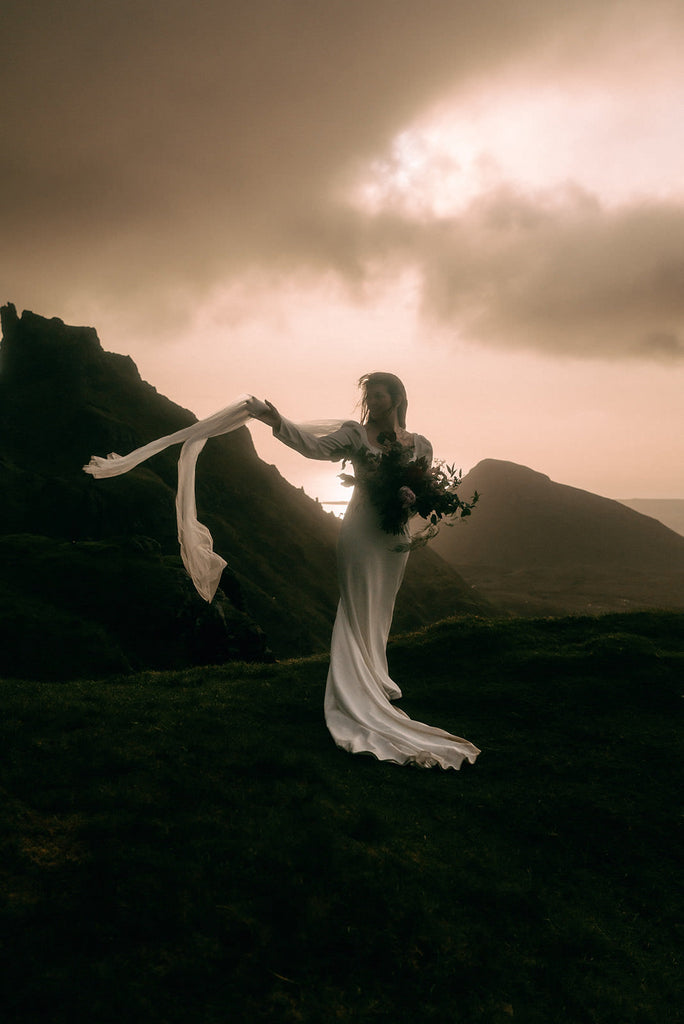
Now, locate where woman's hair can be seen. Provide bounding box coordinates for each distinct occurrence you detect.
[358,372,408,428]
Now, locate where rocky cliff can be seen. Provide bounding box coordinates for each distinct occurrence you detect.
[0,304,487,678]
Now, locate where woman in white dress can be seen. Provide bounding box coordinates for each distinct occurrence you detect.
[247,373,480,771]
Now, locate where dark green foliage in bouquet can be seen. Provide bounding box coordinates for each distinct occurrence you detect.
[339,437,479,549]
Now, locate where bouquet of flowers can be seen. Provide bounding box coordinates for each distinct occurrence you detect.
[339,434,479,550]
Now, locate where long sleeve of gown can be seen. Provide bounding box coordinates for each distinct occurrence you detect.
[274,418,365,462]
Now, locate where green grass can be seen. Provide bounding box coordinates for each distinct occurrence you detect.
[1,612,682,1023]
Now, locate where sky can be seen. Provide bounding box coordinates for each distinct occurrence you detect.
[2,0,683,502]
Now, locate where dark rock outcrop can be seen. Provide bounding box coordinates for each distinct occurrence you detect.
[0,304,485,678]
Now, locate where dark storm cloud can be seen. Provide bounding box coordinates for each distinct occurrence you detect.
[2,0,684,359]
[412,188,684,360]
[0,1,545,279]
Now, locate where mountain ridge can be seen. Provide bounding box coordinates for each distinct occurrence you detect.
[0,304,488,677]
[433,458,684,615]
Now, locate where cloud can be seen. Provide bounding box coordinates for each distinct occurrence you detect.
[0,2,542,282]
[412,187,684,360]
[265,181,684,361]
[2,0,684,361]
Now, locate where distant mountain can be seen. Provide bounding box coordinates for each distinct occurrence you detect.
[432,459,684,616]
[618,499,684,538]
[0,304,487,678]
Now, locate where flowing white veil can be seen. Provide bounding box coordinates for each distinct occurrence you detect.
[83,395,346,601]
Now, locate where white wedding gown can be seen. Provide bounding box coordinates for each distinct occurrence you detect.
[275,417,481,770]
[84,396,480,770]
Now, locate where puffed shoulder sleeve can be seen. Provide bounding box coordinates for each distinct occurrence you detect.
[415,434,433,465]
[274,418,364,461]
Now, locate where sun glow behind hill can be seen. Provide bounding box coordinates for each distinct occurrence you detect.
[322,495,684,532]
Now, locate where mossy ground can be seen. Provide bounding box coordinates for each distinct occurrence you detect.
[1,612,681,1023]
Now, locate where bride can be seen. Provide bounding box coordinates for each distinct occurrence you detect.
[247,373,480,771]
[84,372,479,770]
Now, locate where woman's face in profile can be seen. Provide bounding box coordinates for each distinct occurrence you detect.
[365,384,394,421]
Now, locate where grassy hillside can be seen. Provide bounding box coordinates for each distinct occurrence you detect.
[0,304,490,671]
[1,612,682,1023]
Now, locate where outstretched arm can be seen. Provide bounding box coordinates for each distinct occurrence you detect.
[247,396,363,462]
[246,396,282,431]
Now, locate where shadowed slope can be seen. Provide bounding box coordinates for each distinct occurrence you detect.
[0,304,486,675]
[0,611,681,1022]
[433,459,684,615]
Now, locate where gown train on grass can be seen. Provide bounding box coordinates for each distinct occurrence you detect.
[84,397,480,770]
[275,416,480,770]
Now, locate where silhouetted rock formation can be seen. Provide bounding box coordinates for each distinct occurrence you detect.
[433,459,684,615]
[0,304,484,678]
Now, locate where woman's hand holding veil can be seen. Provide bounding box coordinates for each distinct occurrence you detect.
[246,396,281,430]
